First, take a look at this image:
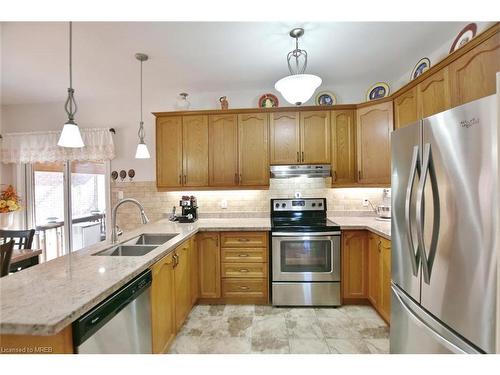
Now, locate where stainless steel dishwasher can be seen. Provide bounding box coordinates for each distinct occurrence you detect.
[73,270,152,354]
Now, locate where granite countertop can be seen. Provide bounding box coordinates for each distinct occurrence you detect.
[0,218,271,336]
[328,216,391,240]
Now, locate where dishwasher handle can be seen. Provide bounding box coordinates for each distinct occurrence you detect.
[72,269,152,347]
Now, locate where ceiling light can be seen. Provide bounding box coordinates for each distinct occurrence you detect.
[274,28,322,106]
[58,22,84,148]
[134,53,150,159]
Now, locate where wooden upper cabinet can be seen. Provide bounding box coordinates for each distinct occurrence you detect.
[357,101,393,185]
[151,253,176,353]
[208,114,239,186]
[269,112,300,164]
[300,111,331,164]
[182,115,209,187]
[331,110,356,185]
[156,116,183,188]
[394,87,418,129]
[238,113,269,186]
[417,67,451,119]
[449,32,500,107]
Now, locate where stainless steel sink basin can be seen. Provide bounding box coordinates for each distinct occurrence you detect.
[128,233,179,245]
[94,245,158,257]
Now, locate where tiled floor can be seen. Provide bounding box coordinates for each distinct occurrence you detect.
[169,304,389,354]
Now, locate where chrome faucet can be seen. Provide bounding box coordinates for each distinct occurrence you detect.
[111,198,150,243]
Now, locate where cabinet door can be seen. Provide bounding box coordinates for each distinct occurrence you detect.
[367,233,381,308]
[238,114,269,186]
[449,32,500,107]
[417,67,451,118]
[209,114,239,186]
[269,112,300,164]
[156,116,183,188]
[182,115,209,187]
[190,236,199,306]
[379,237,392,323]
[198,232,221,298]
[394,87,418,129]
[151,253,176,354]
[174,241,191,331]
[357,101,393,184]
[341,231,368,300]
[331,110,356,185]
[300,111,331,164]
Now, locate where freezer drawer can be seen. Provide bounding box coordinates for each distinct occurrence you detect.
[390,284,480,354]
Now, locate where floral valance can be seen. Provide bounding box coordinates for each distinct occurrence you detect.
[0,128,115,164]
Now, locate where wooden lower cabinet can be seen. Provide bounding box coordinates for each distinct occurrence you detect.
[342,230,391,324]
[173,241,191,331]
[190,236,199,306]
[151,252,176,354]
[198,232,221,299]
[341,231,369,301]
[0,326,74,354]
[367,232,381,307]
[222,278,268,300]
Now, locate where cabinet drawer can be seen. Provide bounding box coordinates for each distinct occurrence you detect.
[222,278,267,298]
[221,248,267,263]
[221,262,267,278]
[220,232,267,248]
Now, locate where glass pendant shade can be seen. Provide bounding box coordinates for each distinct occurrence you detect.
[57,121,85,148]
[135,142,150,159]
[275,74,322,105]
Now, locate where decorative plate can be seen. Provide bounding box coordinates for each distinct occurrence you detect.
[449,23,477,54]
[258,93,279,108]
[315,91,337,106]
[366,82,390,101]
[410,58,431,80]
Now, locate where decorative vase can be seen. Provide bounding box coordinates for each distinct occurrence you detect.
[176,93,190,110]
[0,212,14,229]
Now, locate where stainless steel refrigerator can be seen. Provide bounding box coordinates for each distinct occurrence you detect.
[390,94,498,354]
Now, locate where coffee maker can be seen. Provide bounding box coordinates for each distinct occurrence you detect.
[177,195,198,223]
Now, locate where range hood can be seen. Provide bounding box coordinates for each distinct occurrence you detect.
[270,164,331,178]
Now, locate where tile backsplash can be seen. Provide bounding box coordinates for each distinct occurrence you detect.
[111,177,389,231]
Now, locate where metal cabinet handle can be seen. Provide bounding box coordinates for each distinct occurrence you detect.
[183,175,187,184]
[239,268,249,273]
[239,174,242,184]
[332,171,337,182]
[178,175,182,184]
[358,170,361,180]
[378,240,382,253]
[239,286,249,291]
[301,151,304,162]
[234,173,238,184]
[296,152,299,162]
[238,238,250,242]
[238,253,249,257]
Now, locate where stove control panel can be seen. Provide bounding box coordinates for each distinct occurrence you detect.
[272,198,326,212]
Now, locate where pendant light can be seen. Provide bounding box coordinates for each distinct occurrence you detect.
[58,22,85,148]
[134,53,150,159]
[274,28,322,106]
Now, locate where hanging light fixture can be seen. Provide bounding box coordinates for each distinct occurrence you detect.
[274,28,322,106]
[134,53,150,159]
[58,22,85,148]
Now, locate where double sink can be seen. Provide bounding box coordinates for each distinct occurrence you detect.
[94,233,179,256]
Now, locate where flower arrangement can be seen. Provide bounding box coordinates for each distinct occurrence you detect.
[0,185,21,213]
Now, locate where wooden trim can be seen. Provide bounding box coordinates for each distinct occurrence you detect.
[156,185,270,192]
[355,96,393,109]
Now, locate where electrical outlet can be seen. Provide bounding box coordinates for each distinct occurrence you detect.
[220,200,228,209]
[362,198,369,207]
[118,191,124,200]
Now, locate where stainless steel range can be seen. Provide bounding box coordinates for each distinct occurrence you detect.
[271,198,341,306]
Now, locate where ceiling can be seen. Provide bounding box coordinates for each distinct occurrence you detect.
[1,22,466,105]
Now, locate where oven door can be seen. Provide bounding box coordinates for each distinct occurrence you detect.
[272,233,340,282]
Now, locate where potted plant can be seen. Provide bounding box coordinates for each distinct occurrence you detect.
[0,185,21,229]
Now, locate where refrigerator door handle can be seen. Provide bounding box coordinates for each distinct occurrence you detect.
[404,145,420,276]
[416,143,440,284]
[392,284,470,354]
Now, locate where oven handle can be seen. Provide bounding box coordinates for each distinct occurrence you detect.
[272,231,341,237]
